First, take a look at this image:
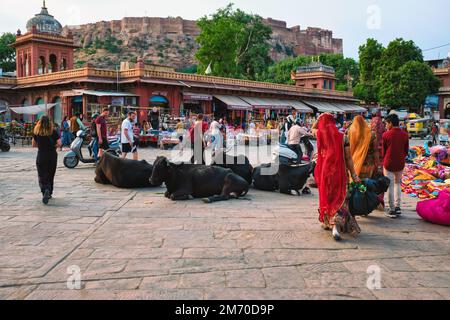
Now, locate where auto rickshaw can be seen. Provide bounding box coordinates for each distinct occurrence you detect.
[407,118,430,139]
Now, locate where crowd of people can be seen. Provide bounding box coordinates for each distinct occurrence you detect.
[31,109,442,243]
[312,112,410,240]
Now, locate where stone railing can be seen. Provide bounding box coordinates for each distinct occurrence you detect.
[14,32,75,46]
[0,77,17,85]
[10,66,354,98]
[15,67,119,85]
[433,67,449,76]
[140,70,353,98]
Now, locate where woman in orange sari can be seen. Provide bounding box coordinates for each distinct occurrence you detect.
[313,113,361,241]
[348,115,380,180]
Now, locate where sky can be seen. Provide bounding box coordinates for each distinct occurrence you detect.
[1,0,449,61]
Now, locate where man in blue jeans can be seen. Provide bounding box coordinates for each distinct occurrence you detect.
[91,114,99,164]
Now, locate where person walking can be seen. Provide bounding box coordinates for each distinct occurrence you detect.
[431,122,439,145]
[313,113,361,241]
[382,114,409,218]
[121,111,139,160]
[191,114,207,164]
[61,116,72,149]
[90,114,100,164]
[70,113,86,137]
[348,115,380,180]
[95,108,110,159]
[32,116,61,205]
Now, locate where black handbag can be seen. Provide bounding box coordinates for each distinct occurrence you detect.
[349,182,381,216]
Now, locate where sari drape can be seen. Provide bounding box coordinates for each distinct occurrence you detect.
[314,113,348,223]
[349,115,372,177]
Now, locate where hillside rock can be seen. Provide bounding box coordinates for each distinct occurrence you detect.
[65,16,343,71]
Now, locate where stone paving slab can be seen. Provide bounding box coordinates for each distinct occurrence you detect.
[0,146,449,300]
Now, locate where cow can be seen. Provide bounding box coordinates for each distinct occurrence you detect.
[95,152,161,188]
[210,149,253,185]
[252,162,315,195]
[150,156,249,203]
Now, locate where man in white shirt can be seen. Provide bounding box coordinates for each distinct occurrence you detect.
[287,120,309,162]
[121,111,138,160]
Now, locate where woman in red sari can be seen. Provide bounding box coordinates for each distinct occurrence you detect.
[313,113,361,241]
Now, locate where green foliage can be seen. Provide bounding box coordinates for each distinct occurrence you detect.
[354,39,383,103]
[259,54,359,91]
[378,60,440,111]
[355,38,440,110]
[94,33,121,54]
[0,33,16,72]
[195,3,272,80]
[178,65,198,74]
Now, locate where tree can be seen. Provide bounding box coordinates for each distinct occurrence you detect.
[376,39,438,110]
[355,38,440,111]
[195,4,272,80]
[0,33,16,73]
[354,38,384,103]
[259,54,359,92]
[378,61,440,111]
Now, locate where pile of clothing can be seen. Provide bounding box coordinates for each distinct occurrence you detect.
[403,145,450,199]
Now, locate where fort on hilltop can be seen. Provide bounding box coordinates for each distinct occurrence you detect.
[65,16,343,70]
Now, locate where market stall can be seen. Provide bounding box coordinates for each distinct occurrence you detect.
[403,145,450,200]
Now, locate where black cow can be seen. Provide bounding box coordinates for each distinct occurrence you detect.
[253,162,315,195]
[95,152,161,188]
[210,150,253,184]
[150,156,249,203]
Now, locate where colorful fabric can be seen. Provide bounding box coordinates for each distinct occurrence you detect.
[349,115,373,178]
[314,113,347,223]
[417,190,450,226]
[402,150,450,200]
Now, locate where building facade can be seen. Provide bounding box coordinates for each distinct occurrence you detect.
[0,3,361,125]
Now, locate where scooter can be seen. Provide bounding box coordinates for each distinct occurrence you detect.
[63,130,121,169]
[272,143,301,165]
[0,128,11,152]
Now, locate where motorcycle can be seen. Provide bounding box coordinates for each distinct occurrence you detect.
[0,128,11,152]
[272,136,316,165]
[272,143,301,165]
[63,130,121,169]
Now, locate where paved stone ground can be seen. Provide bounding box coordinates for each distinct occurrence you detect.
[0,144,449,300]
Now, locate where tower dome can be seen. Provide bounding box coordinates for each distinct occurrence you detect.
[26,1,62,35]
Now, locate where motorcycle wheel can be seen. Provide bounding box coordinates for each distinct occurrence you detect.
[1,145,10,152]
[64,156,79,169]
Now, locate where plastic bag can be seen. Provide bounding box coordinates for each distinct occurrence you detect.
[349,183,381,216]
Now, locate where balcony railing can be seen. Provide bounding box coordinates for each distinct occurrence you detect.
[6,66,355,98]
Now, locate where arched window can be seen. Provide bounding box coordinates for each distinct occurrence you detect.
[38,56,46,75]
[60,58,67,71]
[48,54,57,73]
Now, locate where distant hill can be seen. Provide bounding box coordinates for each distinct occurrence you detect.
[65,16,343,71]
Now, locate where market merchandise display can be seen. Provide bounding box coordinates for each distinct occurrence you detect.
[403,146,450,199]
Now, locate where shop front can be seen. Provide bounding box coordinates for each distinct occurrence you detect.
[181,92,213,117]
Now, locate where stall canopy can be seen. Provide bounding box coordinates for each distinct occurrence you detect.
[288,100,313,113]
[214,95,252,111]
[10,104,56,115]
[303,101,366,114]
[303,101,345,114]
[239,97,290,110]
[336,103,367,113]
[61,90,138,97]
